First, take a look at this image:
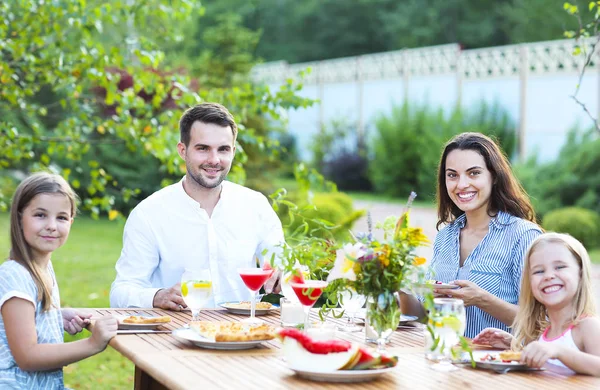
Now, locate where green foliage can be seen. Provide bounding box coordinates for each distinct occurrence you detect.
[515,129,600,217]
[369,101,516,200]
[0,0,313,217]
[271,164,364,243]
[542,207,600,248]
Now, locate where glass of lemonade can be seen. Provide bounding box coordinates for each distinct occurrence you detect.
[426,298,466,372]
[181,268,212,322]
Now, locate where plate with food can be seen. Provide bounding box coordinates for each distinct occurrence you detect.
[469,350,541,373]
[220,301,279,316]
[172,321,276,350]
[416,280,460,290]
[115,315,172,330]
[279,328,397,383]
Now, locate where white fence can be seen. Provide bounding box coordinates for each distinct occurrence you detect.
[252,38,600,162]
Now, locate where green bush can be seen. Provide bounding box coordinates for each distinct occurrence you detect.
[542,207,600,249]
[369,101,516,200]
[277,191,365,241]
[515,129,600,218]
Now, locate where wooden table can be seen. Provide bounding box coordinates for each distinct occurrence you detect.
[89,308,600,390]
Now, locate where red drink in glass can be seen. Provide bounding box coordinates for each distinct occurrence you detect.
[290,280,328,332]
[237,268,274,323]
[239,269,273,291]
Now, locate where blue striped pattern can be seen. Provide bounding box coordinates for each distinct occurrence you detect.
[429,211,542,338]
[0,260,64,389]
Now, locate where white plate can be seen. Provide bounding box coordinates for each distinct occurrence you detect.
[416,282,459,290]
[220,301,279,316]
[115,315,167,330]
[469,350,536,373]
[172,328,268,350]
[289,367,396,383]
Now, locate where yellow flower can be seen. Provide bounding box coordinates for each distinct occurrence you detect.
[407,227,430,246]
[413,256,426,266]
[379,254,390,267]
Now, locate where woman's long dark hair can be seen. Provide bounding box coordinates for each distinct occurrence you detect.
[436,132,536,230]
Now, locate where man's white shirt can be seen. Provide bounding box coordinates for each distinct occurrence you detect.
[110,178,284,308]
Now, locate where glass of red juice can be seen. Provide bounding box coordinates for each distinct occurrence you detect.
[237,267,274,323]
[291,280,328,332]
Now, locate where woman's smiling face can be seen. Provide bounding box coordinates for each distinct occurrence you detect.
[444,149,494,215]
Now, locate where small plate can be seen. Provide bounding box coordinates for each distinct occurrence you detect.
[172,328,268,350]
[288,367,395,383]
[469,350,540,373]
[416,282,460,290]
[220,301,279,316]
[115,315,167,330]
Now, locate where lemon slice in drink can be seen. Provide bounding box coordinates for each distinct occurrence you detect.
[441,315,463,332]
[193,281,211,289]
[181,282,189,297]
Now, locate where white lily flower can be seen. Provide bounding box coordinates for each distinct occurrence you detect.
[327,242,366,282]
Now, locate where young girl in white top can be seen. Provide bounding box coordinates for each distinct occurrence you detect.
[0,173,117,389]
[473,232,600,375]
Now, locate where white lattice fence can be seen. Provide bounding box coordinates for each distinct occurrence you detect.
[251,38,599,84]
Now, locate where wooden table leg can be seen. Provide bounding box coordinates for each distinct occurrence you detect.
[135,366,168,390]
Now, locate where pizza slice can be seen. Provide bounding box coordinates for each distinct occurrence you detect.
[498,350,521,361]
[190,321,276,342]
[122,315,172,324]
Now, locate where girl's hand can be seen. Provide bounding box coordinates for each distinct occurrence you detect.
[62,309,92,335]
[521,341,561,368]
[437,280,483,306]
[90,316,118,352]
[472,328,514,349]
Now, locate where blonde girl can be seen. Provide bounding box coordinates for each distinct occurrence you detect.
[473,233,600,375]
[0,173,117,389]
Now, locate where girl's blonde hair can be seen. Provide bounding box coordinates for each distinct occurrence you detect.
[511,232,596,350]
[9,172,78,312]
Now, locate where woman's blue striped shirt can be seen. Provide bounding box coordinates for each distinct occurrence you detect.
[429,211,542,338]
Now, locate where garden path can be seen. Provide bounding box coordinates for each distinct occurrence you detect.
[352,200,600,313]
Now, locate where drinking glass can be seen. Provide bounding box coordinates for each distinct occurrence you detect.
[338,289,366,332]
[238,267,274,323]
[180,268,212,322]
[291,280,328,332]
[426,298,466,372]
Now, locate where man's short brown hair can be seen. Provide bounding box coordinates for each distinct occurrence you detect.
[179,103,237,146]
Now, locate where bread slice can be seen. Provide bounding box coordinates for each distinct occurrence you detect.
[190,321,275,342]
[223,301,273,310]
[498,350,521,361]
[122,315,171,324]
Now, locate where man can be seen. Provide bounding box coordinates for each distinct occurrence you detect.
[110,103,284,309]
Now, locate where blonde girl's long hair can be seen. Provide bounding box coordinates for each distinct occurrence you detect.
[9,172,78,312]
[511,233,597,350]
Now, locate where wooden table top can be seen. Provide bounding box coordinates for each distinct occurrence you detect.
[89,308,600,390]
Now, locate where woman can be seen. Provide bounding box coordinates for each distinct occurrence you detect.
[401,132,542,338]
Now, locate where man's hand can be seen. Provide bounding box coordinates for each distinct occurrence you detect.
[62,308,93,335]
[264,269,282,294]
[152,283,187,311]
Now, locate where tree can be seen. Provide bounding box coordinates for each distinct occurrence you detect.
[0,0,312,215]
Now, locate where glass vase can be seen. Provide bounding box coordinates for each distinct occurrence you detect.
[365,291,401,352]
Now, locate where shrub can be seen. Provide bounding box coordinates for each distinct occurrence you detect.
[369,101,516,201]
[515,129,600,218]
[322,150,372,192]
[542,207,600,249]
[277,191,365,241]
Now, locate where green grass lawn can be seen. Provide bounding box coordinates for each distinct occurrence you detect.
[0,213,133,389]
[590,249,600,265]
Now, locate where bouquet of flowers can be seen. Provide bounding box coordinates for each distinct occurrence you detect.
[325,192,430,350]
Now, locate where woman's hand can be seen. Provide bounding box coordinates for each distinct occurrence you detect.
[436,280,484,307]
[521,341,561,368]
[62,308,92,335]
[472,327,514,349]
